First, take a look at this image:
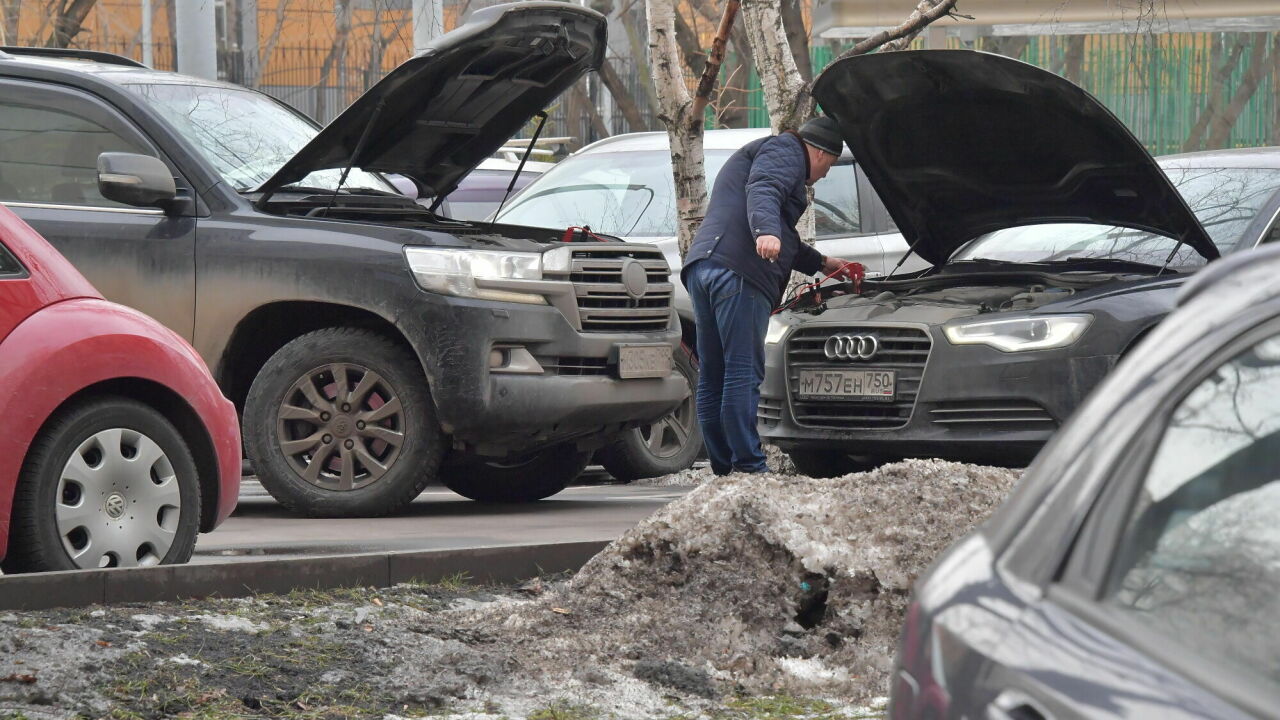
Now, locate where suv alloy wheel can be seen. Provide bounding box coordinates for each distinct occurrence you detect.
[244,327,444,517]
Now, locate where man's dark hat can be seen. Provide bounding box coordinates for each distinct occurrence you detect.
[797,116,844,156]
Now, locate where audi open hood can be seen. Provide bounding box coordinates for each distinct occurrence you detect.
[811,50,1218,266]
[257,2,606,200]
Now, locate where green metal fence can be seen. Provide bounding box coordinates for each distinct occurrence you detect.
[737,33,1278,155]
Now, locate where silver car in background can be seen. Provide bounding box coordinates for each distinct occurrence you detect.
[496,128,928,333]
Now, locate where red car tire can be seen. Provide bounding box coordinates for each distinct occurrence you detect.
[3,396,202,572]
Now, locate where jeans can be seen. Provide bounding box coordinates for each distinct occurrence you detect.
[685,260,772,474]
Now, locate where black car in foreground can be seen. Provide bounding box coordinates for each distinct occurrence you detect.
[889,241,1280,719]
[0,3,686,517]
[760,50,1280,476]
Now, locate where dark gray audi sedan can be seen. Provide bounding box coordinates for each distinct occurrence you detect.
[889,241,1280,719]
[761,50,1280,476]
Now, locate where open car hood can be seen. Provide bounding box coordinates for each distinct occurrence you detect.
[811,50,1218,266]
[258,2,606,199]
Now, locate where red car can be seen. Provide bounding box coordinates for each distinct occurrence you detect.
[0,206,239,572]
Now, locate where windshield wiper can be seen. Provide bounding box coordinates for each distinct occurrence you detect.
[1045,257,1170,274]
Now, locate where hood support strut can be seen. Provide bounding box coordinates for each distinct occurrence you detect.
[487,111,548,224]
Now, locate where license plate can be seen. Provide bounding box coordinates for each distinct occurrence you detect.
[618,344,673,379]
[797,369,896,400]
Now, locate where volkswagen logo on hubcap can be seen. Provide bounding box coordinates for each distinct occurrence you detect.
[104,493,126,520]
[824,333,880,361]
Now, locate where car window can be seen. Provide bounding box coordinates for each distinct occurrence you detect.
[126,83,391,194]
[496,149,734,237]
[0,102,151,208]
[953,167,1280,267]
[0,241,22,276]
[813,162,859,237]
[1105,328,1280,683]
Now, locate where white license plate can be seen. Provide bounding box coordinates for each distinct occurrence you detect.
[618,344,673,379]
[798,369,896,400]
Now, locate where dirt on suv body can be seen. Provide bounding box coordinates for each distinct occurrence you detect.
[0,3,686,516]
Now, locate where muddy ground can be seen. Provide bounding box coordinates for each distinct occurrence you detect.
[0,459,1019,720]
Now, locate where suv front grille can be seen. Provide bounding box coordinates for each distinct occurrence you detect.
[567,247,673,332]
[540,356,610,376]
[785,325,931,430]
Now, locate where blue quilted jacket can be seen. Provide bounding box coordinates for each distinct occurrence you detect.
[681,132,825,306]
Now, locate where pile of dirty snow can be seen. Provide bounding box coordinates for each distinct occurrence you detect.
[458,459,1019,703]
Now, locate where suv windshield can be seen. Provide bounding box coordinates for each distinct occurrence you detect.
[954,167,1280,267]
[495,149,735,236]
[126,83,391,193]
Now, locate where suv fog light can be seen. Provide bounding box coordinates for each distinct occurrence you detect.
[489,346,544,374]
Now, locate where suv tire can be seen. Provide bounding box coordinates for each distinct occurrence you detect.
[442,444,589,503]
[4,397,201,573]
[787,449,885,479]
[595,344,701,481]
[245,328,443,517]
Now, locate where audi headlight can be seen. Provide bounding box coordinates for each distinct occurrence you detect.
[765,316,793,345]
[404,247,547,305]
[943,314,1092,352]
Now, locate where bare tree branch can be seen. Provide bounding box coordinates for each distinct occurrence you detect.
[1183,35,1249,152]
[691,0,740,120]
[833,0,962,62]
[780,0,811,83]
[598,58,648,132]
[45,0,98,48]
[1205,33,1275,149]
[260,0,292,82]
[572,80,610,139]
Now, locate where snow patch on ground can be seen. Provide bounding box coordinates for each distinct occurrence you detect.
[0,459,1018,718]
[190,614,270,633]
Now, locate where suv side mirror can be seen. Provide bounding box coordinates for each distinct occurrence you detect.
[97,152,179,212]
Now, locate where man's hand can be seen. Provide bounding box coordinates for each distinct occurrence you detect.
[822,256,865,292]
[756,234,781,262]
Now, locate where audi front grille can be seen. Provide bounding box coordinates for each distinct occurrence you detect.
[543,246,673,332]
[784,325,931,429]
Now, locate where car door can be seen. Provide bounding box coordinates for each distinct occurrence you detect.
[989,318,1280,720]
[811,160,887,274]
[0,78,196,339]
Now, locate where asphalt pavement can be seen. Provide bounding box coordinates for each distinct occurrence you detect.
[191,476,692,565]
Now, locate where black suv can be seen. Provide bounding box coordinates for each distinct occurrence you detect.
[0,2,686,516]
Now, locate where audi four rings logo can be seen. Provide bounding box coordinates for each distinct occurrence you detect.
[824,333,880,360]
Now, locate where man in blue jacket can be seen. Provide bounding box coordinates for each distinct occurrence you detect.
[681,116,861,475]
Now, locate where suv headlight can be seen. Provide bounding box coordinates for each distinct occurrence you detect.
[404,247,547,304]
[943,314,1092,352]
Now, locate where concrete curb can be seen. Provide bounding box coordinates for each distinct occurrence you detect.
[0,540,610,611]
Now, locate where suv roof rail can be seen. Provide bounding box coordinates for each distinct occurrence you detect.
[0,46,147,68]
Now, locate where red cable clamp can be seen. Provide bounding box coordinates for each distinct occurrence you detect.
[561,225,609,243]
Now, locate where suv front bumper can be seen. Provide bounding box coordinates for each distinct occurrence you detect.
[400,292,686,455]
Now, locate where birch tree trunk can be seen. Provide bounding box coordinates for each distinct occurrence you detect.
[648,0,705,256]
[1205,34,1275,150]
[741,0,806,132]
